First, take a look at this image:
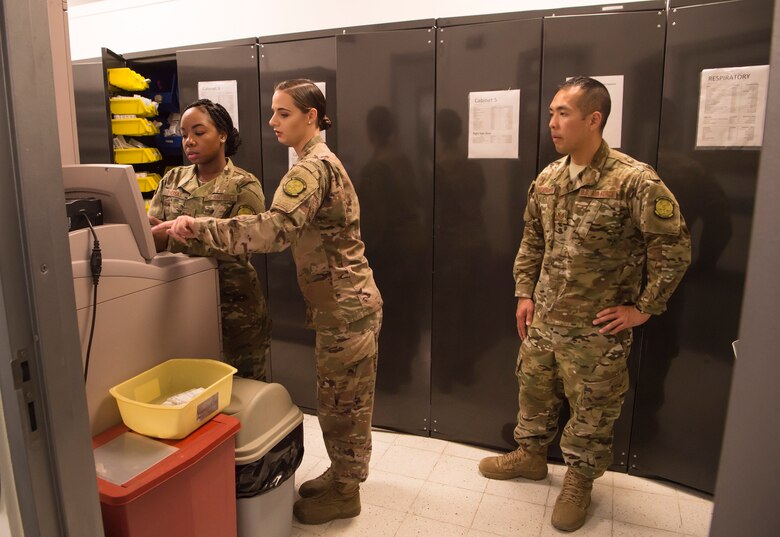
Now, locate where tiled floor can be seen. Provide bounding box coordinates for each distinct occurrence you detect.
[292,414,714,537]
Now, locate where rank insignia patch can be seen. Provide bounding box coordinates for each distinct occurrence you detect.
[654,197,675,219]
[282,177,307,197]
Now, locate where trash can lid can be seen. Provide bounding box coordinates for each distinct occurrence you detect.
[223,378,303,464]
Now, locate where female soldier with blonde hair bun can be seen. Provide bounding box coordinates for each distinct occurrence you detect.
[155,80,382,525]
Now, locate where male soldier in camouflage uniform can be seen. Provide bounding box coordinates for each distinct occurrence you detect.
[157,85,383,526]
[479,76,691,532]
[148,159,272,380]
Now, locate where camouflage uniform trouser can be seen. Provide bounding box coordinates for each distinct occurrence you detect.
[514,321,631,479]
[316,310,382,486]
[218,260,272,381]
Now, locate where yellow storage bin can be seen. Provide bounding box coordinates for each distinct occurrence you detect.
[112,118,159,136]
[109,359,237,439]
[136,173,161,193]
[114,147,162,164]
[107,67,149,91]
[110,97,158,117]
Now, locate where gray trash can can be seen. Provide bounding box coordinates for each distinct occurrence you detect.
[224,377,304,537]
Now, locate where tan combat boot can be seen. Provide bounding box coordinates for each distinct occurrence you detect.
[551,468,593,532]
[478,448,548,480]
[293,481,361,525]
[298,467,334,498]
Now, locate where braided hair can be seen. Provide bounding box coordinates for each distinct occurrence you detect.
[182,99,242,156]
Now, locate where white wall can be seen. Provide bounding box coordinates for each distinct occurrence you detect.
[68,0,650,60]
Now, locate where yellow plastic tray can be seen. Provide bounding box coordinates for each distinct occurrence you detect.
[136,173,160,193]
[112,118,159,136]
[107,67,149,91]
[114,147,162,164]
[109,359,237,439]
[110,97,158,117]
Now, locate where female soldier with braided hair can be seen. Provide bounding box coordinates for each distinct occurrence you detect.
[148,98,272,380]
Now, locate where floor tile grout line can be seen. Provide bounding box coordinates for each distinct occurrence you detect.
[425,478,489,495]
[389,508,407,537]
[405,474,427,518]
[612,515,688,535]
[612,483,680,494]
[436,451,504,463]
[481,488,553,509]
[610,479,616,537]
[465,487,486,532]
[426,455,491,494]
[676,493,685,535]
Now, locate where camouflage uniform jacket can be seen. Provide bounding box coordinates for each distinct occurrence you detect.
[192,135,383,328]
[514,141,691,327]
[148,159,265,261]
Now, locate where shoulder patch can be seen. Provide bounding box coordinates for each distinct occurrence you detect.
[272,170,321,214]
[282,176,307,197]
[536,186,556,195]
[236,205,256,216]
[654,197,675,219]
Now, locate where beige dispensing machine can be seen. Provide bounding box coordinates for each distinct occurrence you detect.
[64,164,222,435]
